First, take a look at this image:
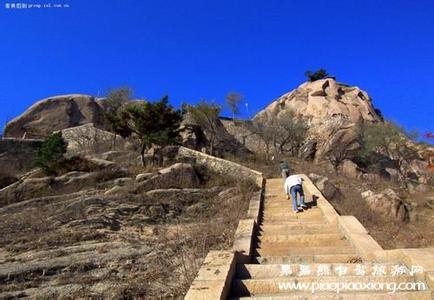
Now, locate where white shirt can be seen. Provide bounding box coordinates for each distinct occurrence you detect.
[284,175,302,194]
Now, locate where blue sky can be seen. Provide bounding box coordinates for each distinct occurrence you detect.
[0,0,433,142]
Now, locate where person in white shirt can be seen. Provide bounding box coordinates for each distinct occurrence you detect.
[284,174,307,213]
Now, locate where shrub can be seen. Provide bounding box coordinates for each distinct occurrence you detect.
[34,132,67,175]
[120,96,182,165]
[356,122,419,178]
[304,68,329,81]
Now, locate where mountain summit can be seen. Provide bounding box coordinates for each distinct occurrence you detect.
[252,78,383,163]
[254,77,382,126]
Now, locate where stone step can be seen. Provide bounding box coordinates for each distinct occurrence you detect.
[263,202,316,208]
[258,233,345,244]
[261,219,329,225]
[231,275,419,296]
[262,211,324,217]
[254,246,356,257]
[256,238,349,248]
[263,205,320,210]
[262,212,322,218]
[229,290,433,300]
[259,224,339,235]
[262,216,326,222]
[260,222,338,230]
[236,263,403,279]
[255,254,362,264]
[258,229,341,237]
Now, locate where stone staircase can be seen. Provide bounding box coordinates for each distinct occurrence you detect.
[186,176,434,299]
[228,178,431,299]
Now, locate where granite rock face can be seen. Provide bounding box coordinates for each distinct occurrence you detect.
[4,94,108,138]
[253,78,382,162]
[362,188,410,222]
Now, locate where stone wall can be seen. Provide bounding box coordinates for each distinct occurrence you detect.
[184,149,265,299]
[0,138,42,176]
[177,146,263,185]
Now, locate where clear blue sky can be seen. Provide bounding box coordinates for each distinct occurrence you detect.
[0,0,433,142]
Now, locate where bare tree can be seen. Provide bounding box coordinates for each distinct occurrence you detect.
[105,87,133,149]
[225,92,243,123]
[253,115,278,159]
[186,101,221,156]
[275,110,308,155]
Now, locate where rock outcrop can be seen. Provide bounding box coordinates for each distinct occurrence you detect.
[308,173,343,201]
[361,188,410,222]
[4,95,107,138]
[253,78,382,162]
[180,113,250,155]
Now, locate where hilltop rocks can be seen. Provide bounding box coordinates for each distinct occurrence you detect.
[253,78,382,162]
[254,78,381,126]
[4,94,107,139]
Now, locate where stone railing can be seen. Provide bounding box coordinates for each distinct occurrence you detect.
[184,149,265,299]
[186,172,434,298]
[300,174,434,289]
[178,146,263,186]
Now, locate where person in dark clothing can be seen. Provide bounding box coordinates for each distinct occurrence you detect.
[279,160,290,180]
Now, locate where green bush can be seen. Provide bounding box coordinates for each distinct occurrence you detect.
[304,68,329,81]
[34,132,67,175]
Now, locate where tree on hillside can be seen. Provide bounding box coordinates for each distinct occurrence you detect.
[34,132,67,175]
[186,101,221,155]
[253,115,277,160]
[120,96,182,165]
[357,122,419,180]
[105,87,133,148]
[304,68,329,81]
[275,110,308,155]
[226,92,243,123]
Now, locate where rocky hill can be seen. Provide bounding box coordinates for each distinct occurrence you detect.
[4,95,108,139]
[253,78,383,162]
[254,77,382,125]
[0,146,258,298]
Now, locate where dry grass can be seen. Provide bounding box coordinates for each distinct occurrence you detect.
[0,163,256,298]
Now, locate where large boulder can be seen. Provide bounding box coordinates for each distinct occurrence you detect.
[311,175,343,201]
[362,188,410,222]
[254,78,381,126]
[253,78,382,162]
[340,159,361,179]
[4,95,107,139]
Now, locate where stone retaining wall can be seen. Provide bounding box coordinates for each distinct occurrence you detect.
[186,171,434,298]
[184,152,265,299]
[178,146,263,186]
[301,174,434,288]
